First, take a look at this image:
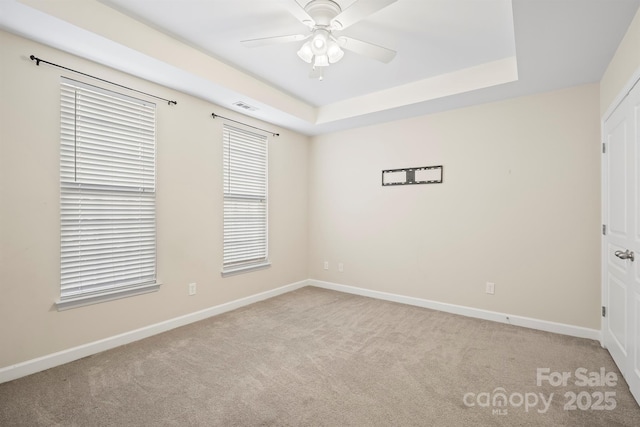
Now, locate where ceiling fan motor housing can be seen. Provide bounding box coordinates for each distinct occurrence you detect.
[304,0,342,28]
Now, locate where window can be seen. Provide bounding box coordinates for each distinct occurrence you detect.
[222,124,269,274]
[58,78,158,309]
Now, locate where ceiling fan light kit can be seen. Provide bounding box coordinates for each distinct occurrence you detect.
[296,42,314,63]
[242,0,398,80]
[326,40,344,63]
[297,28,344,67]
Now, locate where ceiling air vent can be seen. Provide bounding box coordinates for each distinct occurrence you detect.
[232,101,258,111]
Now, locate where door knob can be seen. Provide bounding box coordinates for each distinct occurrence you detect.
[615,249,635,262]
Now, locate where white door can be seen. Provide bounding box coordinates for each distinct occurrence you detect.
[603,79,640,405]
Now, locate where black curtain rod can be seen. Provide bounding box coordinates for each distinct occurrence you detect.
[212,113,279,137]
[30,55,177,106]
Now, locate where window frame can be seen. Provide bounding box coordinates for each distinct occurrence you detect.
[221,124,270,276]
[57,78,159,310]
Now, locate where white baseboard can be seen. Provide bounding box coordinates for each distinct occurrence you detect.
[0,279,309,384]
[310,279,602,342]
[1,278,601,384]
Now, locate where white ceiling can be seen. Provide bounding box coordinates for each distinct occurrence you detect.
[101,0,518,107]
[1,0,640,135]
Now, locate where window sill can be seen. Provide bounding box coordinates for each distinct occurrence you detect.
[221,261,271,277]
[56,282,161,311]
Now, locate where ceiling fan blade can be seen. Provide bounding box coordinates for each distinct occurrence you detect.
[241,34,308,48]
[278,0,315,29]
[338,36,396,63]
[331,0,397,30]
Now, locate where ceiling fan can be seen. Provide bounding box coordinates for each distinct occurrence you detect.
[241,0,398,80]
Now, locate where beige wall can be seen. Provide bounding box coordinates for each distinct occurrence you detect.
[308,84,601,329]
[601,7,640,115]
[0,31,310,368]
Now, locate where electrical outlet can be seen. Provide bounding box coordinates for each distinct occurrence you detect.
[324,261,329,270]
[188,283,197,296]
[338,263,344,272]
[486,282,495,295]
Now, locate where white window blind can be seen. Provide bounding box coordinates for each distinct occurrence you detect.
[223,125,268,273]
[59,78,157,305]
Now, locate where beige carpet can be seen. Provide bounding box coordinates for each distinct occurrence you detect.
[1,287,639,426]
